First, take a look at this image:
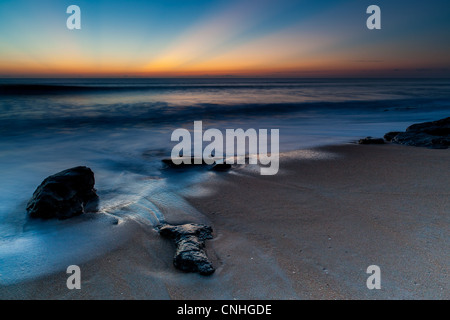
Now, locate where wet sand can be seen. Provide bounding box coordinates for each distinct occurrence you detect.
[1,144,449,299]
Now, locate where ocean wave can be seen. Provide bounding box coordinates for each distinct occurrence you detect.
[0,98,449,136]
[0,82,331,96]
[1,78,449,96]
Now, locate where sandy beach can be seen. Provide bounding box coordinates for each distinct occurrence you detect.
[0,143,448,300]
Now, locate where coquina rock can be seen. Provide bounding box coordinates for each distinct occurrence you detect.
[26,166,99,219]
[358,137,385,145]
[389,117,450,149]
[159,223,215,276]
[384,131,403,142]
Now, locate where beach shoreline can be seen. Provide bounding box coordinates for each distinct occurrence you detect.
[0,143,449,300]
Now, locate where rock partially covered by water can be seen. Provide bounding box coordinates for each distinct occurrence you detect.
[27,166,99,220]
[159,223,215,276]
[211,163,232,172]
[390,117,450,149]
[162,157,210,168]
[162,157,225,169]
[358,137,385,145]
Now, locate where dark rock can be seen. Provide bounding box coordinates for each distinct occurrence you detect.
[390,117,450,149]
[393,132,450,149]
[384,131,402,142]
[162,157,211,168]
[158,223,215,275]
[27,166,99,220]
[162,156,230,170]
[211,163,232,172]
[358,137,385,145]
[406,117,450,135]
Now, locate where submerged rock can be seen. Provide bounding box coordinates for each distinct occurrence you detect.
[211,163,232,172]
[390,117,450,149]
[158,223,215,276]
[162,157,212,168]
[26,166,99,219]
[358,137,385,145]
[162,156,234,173]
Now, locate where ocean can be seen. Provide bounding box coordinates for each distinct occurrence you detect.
[0,77,449,285]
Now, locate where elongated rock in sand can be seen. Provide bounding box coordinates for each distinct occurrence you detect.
[358,137,385,145]
[158,223,215,276]
[26,166,99,220]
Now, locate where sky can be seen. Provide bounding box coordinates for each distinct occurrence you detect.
[0,0,449,77]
